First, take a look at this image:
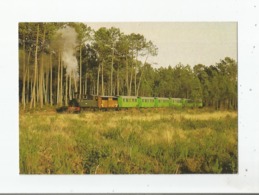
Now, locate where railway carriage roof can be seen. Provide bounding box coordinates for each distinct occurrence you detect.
[119,96,138,99]
[156,97,170,100]
[139,97,155,99]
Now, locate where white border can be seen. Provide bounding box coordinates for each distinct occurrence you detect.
[0,0,259,193]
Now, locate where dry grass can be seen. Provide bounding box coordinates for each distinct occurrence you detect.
[180,111,237,120]
[19,108,238,174]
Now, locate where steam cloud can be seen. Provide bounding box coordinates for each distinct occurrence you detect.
[57,26,78,78]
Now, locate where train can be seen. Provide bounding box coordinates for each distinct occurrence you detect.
[66,95,203,112]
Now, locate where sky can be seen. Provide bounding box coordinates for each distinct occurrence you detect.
[88,22,237,68]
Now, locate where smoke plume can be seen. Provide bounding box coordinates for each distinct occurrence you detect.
[57,26,78,78]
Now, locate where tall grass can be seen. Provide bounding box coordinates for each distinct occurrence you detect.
[19,108,237,174]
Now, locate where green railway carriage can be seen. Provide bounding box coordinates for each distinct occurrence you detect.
[180,99,191,108]
[170,98,183,108]
[155,97,170,107]
[138,97,156,108]
[118,96,139,108]
[181,98,188,107]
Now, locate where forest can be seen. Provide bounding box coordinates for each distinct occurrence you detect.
[19,22,237,110]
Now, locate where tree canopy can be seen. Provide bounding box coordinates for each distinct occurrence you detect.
[19,22,237,110]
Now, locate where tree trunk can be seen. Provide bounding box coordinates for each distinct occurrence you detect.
[73,70,78,98]
[65,72,68,105]
[117,66,119,95]
[36,70,39,103]
[50,53,53,106]
[30,77,33,103]
[60,60,63,105]
[101,60,104,96]
[137,55,149,96]
[42,72,46,104]
[69,73,72,100]
[26,62,30,104]
[22,34,26,109]
[136,66,143,97]
[57,51,60,105]
[129,60,133,96]
[44,62,49,104]
[30,24,39,109]
[26,47,31,104]
[125,56,129,95]
[134,68,137,96]
[85,73,88,96]
[97,63,100,95]
[39,55,44,108]
[110,47,114,96]
[134,51,139,96]
[39,27,46,108]
[79,45,82,99]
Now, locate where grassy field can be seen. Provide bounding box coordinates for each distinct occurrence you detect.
[19,108,238,174]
